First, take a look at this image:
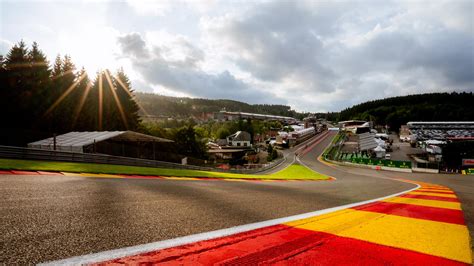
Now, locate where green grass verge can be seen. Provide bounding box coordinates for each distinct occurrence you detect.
[321,132,341,159]
[0,158,330,180]
[265,164,329,180]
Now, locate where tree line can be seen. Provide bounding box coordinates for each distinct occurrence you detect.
[0,41,140,145]
[135,92,310,120]
[338,92,474,131]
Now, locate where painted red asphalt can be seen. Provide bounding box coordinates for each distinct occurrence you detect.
[399,193,460,202]
[10,170,40,175]
[352,201,466,225]
[98,224,467,265]
[417,189,455,194]
[92,179,471,265]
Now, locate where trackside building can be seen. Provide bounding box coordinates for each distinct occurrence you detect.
[28,131,176,161]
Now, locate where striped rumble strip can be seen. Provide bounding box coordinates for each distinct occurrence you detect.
[42,179,472,265]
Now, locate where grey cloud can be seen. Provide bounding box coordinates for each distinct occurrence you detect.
[209,1,338,92]
[122,0,473,112]
[204,0,473,111]
[117,32,285,104]
[117,32,148,58]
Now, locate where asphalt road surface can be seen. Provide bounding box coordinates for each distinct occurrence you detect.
[1,131,472,264]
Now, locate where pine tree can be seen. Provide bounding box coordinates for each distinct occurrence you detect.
[0,40,145,145]
[48,55,77,132]
[71,67,92,130]
[0,54,7,113]
[27,42,51,128]
[101,69,120,130]
[3,41,30,128]
[114,68,141,130]
[51,55,62,78]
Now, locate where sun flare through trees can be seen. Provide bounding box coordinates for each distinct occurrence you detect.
[0,41,141,145]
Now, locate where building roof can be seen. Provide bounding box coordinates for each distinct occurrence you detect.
[358,132,378,151]
[28,131,173,153]
[408,121,474,125]
[227,131,251,141]
[208,149,248,153]
[218,111,296,122]
[374,146,386,152]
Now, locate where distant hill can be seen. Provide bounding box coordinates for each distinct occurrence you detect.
[135,92,309,119]
[338,92,474,130]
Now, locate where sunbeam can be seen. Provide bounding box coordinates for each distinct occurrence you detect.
[51,69,75,80]
[98,72,103,130]
[114,74,149,117]
[7,62,49,69]
[72,80,93,128]
[44,72,86,116]
[104,70,128,129]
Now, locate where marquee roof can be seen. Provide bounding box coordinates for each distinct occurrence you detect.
[28,131,173,153]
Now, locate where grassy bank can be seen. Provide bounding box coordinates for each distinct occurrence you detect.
[321,132,342,160]
[0,158,330,180]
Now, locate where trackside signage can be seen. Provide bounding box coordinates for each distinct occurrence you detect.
[348,158,412,169]
[462,159,474,166]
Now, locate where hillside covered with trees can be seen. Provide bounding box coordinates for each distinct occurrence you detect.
[339,92,474,130]
[136,93,309,119]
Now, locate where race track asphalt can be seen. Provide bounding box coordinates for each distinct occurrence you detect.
[0,131,472,264]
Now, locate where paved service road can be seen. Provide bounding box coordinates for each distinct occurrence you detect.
[0,131,472,264]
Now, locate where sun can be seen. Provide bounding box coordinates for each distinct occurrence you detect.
[57,25,121,76]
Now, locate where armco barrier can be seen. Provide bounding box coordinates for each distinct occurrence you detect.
[0,145,284,174]
[0,131,329,174]
[325,158,413,173]
[346,158,412,169]
[412,167,439,174]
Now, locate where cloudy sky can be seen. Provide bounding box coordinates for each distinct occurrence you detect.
[1,0,473,112]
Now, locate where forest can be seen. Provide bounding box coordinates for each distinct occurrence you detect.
[338,92,474,131]
[0,41,140,146]
[135,93,311,120]
[0,41,294,160]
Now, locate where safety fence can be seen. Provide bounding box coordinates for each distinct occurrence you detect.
[0,145,284,174]
[344,157,412,169]
[322,132,413,172]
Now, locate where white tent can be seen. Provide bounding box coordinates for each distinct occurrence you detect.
[373,145,386,158]
[425,139,447,145]
[375,138,386,148]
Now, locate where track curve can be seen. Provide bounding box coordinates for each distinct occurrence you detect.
[1,131,471,264]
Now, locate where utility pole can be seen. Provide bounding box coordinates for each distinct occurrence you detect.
[53,133,57,151]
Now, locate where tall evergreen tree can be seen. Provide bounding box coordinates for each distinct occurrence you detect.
[114,68,141,130]
[0,40,144,145]
[71,67,92,131]
[47,55,77,132]
[51,55,62,78]
[27,42,51,128]
[2,41,31,129]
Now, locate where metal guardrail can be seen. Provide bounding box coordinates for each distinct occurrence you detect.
[0,145,284,174]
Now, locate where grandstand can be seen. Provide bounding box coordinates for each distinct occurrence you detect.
[407,121,474,141]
